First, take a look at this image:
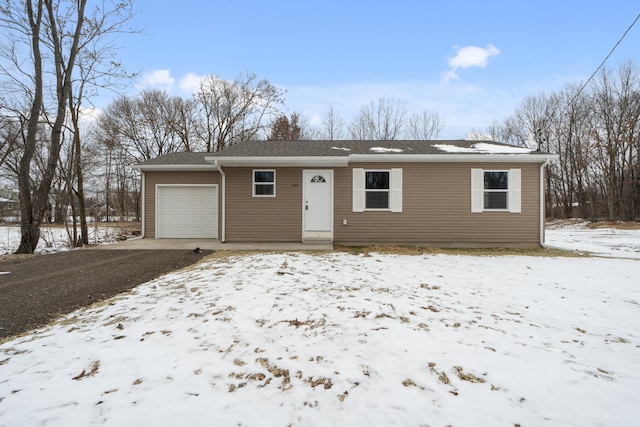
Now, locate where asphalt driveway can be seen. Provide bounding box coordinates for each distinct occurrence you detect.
[0,249,211,339]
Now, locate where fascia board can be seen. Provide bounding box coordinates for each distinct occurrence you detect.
[132,164,219,172]
[137,154,559,170]
[348,153,559,163]
[205,156,350,167]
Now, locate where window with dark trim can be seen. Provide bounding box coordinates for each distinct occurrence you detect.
[253,170,275,197]
[365,170,390,209]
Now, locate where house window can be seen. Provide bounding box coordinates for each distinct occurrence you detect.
[352,168,402,212]
[365,171,390,209]
[483,171,508,209]
[471,168,521,213]
[253,170,275,197]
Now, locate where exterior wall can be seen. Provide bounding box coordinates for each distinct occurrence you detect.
[333,162,541,245]
[143,171,220,238]
[144,162,542,245]
[224,167,303,242]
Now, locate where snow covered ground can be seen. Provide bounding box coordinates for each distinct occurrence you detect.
[546,220,640,259]
[0,224,137,255]
[0,223,639,426]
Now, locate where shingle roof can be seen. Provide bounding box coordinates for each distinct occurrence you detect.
[138,152,211,166]
[138,140,548,167]
[207,139,528,157]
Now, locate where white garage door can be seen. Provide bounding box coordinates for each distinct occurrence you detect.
[156,185,218,238]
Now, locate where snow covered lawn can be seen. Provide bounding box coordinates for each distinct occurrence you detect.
[546,220,640,259]
[1,225,639,426]
[0,223,139,255]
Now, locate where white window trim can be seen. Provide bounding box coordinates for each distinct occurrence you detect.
[352,168,402,212]
[471,168,521,213]
[365,169,390,211]
[483,170,509,211]
[252,169,276,197]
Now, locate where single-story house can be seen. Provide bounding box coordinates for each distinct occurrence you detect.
[134,140,558,247]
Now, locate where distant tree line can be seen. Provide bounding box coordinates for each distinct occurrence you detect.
[95,84,445,161]
[487,61,640,221]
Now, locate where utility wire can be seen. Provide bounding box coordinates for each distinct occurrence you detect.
[536,13,640,151]
[567,12,640,107]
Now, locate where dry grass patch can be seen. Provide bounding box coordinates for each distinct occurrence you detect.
[335,245,580,258]
[198,244,580,260]
[547,218,640,230]
[586,221,640,230]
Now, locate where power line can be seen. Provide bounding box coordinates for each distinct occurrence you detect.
[567,12,640,107]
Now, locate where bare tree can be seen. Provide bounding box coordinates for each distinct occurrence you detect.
[319,106,345,140]
[489,61,640,221]
[172,96,203,152]
[486,116,529,147]
[591,62,640,221]
[66,2,136,246]
[98,90,184,162]
[348,98,407,140]
[0,0,135,253]
[407,111,444,140]
[8,0,86,253]
[0,114,21,170]
[195,72,285,151]
[347,111,369,140]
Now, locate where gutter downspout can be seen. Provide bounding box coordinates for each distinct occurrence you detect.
[539,159,550,247]
[213,161,226,243]
[139,171,146,239]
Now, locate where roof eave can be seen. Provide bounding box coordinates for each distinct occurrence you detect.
[348,153,558,163]
[133,164,219,172]
[205,156,350,167]
[136,153,559,170]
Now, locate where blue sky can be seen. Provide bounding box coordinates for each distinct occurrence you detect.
[116,0,640,139]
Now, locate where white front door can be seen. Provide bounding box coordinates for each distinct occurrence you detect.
[303,170,333,232]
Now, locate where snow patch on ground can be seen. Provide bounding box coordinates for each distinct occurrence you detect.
[0,224,135,255]
[1,223,639,426]
[546,220,640,259]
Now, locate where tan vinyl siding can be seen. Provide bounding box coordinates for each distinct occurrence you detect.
[225,167,303,242]
[143,162,543,245]
[333,162,541,245]
[144,171,220,238]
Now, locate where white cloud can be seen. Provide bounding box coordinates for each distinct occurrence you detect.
[134,70,207,95]
[179,73,204,93]
[441,44,501,83]
[137,69,175,91]
[449,44,500,69]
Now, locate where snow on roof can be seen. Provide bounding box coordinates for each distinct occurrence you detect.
[369,146,404,153]
[330,146,351,152]
[434,142,533,154]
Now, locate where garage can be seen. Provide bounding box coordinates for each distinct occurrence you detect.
[156,185,218,238]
